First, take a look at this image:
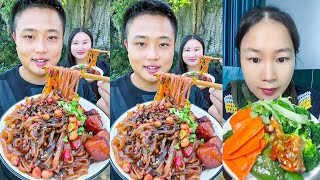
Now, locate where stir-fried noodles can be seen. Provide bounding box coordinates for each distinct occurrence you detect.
[112,73,222,180]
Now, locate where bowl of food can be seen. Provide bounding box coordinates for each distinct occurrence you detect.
[222,97,320,180]
[71,64,104,82]
[182,71,215,89]
[0,94,110,180]
[110,101,223,180]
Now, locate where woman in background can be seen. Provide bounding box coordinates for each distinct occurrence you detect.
[65,27,110,100]
[175,35,222,107]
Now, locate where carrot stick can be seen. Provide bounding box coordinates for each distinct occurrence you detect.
[224,117,264,154]
[224,129,264,160]
[230,107,251,129]
[233,117,254,132]
[241,140,268,177]
[224,159,246,180]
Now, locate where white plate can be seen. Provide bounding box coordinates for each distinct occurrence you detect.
[110,101,223,180]
[182,71,215,89]
[222,112,320,180]
[71,64,104,82]
[0,94,110,180]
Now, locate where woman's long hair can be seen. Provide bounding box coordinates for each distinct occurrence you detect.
[66,27,93,67]
[178,35,205,73]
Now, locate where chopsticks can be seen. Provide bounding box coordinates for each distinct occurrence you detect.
[81,73,110,82]
[202,55,222,61]
[193,79,222,90]
[91,49,110,54]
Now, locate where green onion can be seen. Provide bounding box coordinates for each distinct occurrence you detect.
[78,127,84,135]
[63,136,68,143]
[70,124,75,132]
[189,134,196,142]
[174,142,180,149]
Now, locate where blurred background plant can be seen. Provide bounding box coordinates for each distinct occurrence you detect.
[110,0,223,80]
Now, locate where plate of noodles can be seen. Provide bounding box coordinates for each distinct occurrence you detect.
[110,101,223,180]
[0,94,110,180]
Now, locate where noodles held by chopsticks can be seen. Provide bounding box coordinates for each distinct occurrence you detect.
[43,66,81,100]
[154,73,193,107]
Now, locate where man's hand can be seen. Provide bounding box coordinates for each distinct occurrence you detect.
[97,81,110,116]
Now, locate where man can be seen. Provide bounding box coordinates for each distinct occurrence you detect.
[0,1,110,178]
[110,0,208,123]
[110,0,209,179]
[0,0,110,118]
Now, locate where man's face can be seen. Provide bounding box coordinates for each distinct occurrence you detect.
[124,14,175,89]
[13,7,64,78]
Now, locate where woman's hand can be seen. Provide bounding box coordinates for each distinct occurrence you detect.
[97,81,110,116]
[208,88,223,124]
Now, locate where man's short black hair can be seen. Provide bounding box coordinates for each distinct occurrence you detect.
[123,0,178,41]
[11,0,66,34]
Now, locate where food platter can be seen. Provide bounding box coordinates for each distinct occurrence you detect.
[110,101,223,180]
[222,112,320,180]
[0,95,110,180]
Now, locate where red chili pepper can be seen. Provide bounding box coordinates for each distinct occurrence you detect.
[158,105,165,111]
[182,144,193,157]
[70,139,81,150]
[46,98,53,105]
[71,136,82,149]
[62,149,71,163]
[174,156,183,168]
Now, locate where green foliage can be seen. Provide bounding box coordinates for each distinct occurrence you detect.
[0,0,15,36]
[207,0,223,12]
[0,0,19,73]
[61,0,68,6]
[110,48,132,80]
[0,40,20,73]
[167,0,191,12]
[0,0,15,20]
[111,0,138,34]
